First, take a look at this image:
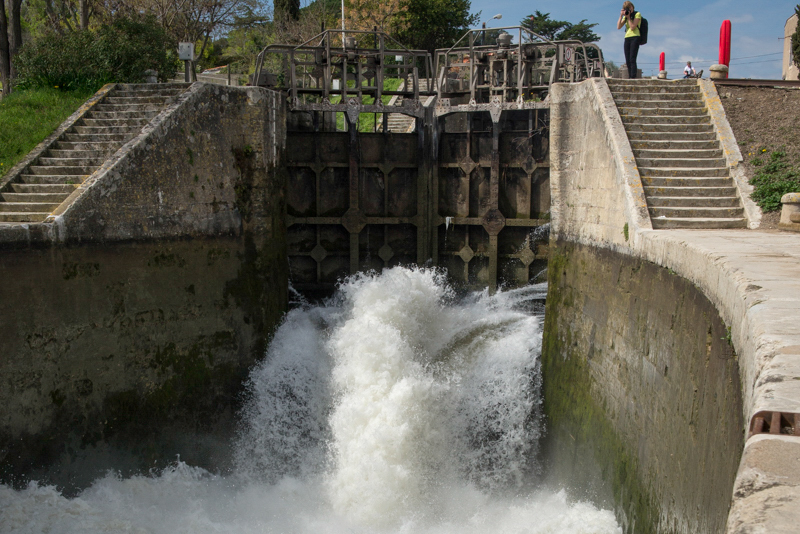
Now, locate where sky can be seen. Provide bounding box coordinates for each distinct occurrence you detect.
[467,0,797,79]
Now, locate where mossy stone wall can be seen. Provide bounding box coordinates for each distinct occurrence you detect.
[0,85,288,493]
[541,239,743,534]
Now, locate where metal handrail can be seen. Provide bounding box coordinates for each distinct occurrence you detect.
[434,26,604,103]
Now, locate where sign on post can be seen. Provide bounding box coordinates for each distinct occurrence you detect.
[178,43,194,61]
[178,43,194,82]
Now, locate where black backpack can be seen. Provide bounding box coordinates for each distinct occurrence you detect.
[638,14,648,45]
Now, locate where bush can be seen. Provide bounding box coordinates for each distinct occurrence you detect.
[749,150,800,212]
[15,17,179,91]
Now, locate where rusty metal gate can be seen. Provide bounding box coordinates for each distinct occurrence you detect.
[284,107,549,295]
[285,127,431,294]
[433,109,550,290]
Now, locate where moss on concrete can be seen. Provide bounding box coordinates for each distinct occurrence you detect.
[541,240,743,534]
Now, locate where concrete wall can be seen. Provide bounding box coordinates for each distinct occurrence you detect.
[549,77,651,251]
[0,84,288,491]
[542,240,743,534]
[547,77,800,533]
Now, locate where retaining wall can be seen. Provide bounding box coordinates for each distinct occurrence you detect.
[0,84,288,491]
[546,77,800,533]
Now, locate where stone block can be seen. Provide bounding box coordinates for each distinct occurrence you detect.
[779,192,800,232]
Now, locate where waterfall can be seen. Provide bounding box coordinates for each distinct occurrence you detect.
[0,267,620,534]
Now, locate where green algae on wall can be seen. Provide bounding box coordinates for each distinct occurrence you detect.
[0,238,285,493]
[541,240,744,534]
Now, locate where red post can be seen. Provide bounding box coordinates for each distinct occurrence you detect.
[719,20,731,78]
[659,52,665,72]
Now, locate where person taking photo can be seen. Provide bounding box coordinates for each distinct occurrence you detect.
[617,2,642,79]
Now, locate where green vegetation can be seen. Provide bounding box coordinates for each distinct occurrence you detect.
[15,17,177,91]
[748,149,800,212]
[331,77,404,132]
[522,11,600,42]
[0,87,94,177]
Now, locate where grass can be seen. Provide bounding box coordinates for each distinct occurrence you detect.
[0,87,94,178]
[747,149,800,212]
[330,78,404,132]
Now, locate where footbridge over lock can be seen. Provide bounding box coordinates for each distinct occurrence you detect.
[252,28,604,294]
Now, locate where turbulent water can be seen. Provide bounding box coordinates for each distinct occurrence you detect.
[0,267,620,534]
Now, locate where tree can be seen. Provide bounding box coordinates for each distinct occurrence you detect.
[274,0,299,27]
[0,0,22,95]
[344,0,405,35]
[394,0,478,53]
[521,11,600,43]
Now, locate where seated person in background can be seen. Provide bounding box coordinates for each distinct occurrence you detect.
[684,61,696,78]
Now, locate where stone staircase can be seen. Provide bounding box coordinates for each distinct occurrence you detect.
[609,79,746,229]
[0,83,188,223]
[382,78,434,133]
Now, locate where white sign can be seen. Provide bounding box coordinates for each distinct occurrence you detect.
[178,42,194,61]
[564,47,573,61]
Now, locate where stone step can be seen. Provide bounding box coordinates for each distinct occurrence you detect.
[80,117,152,127]
[0,212,50,223]
[9,183,77,194]
[615,99,704,109]
[0,202,60,213]
[608,83,700,95]
[72,125,142,135]
[54,141,121,153]
[115,82,189,91]
[26,165,98,176]
[111,89,185,99]
[636,157,727,168]
[643,185,738,197]
[92,103,165,114]
[649,206,744,218]
[647,196,741,208]
[622,114,710,125]
[62,132,130,143]
[634,148,723,159]
[650,217,747,229]
[613,93,704,103]
[631,139,720,150]
[1,192,71,203]
[46,149,113,159]
[627,131,717,142]
[37,156,107,167]
[625,123,714,134]
[18,175,88,184]
[639,166,729,178]
[641,176,733,187]
[619,106,707,117]
[104,96,177,105]
[86,110,159,120]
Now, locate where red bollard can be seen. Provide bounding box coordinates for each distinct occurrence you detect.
[659,52,665,72]
[719,20,731,78]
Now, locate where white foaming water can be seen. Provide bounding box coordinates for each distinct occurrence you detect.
[0,267,621,534]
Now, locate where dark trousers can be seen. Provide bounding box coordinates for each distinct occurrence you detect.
[624,36,641,78]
